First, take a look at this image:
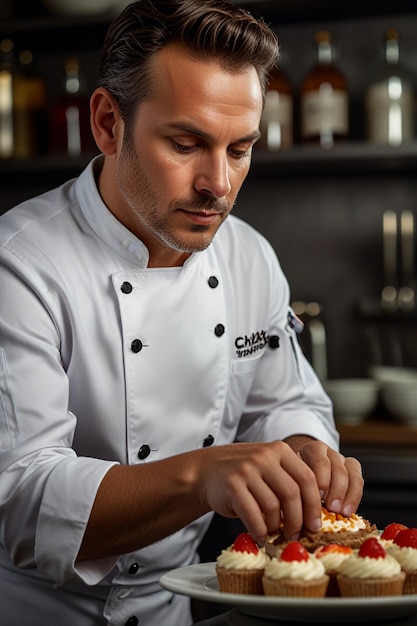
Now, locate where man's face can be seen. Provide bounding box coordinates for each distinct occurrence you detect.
[115,43,263,267]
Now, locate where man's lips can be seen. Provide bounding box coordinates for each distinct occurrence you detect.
[179,209,222,225]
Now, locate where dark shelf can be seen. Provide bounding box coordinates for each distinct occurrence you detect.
[4,1,417,48]
[358,297,417,323]
[249,142,417,178]
[0,15,111,51]
[0,152,97,182]
[235,0,417,24]
[2,143,417,181]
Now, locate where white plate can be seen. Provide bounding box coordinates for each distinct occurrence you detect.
[159,562,417,623]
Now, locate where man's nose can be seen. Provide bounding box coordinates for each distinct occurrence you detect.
[194,153,232,198]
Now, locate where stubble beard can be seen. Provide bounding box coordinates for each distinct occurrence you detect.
[117,131,233,254]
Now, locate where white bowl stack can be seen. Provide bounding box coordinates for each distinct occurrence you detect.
[323,378,380,425]
[370,366,417,426]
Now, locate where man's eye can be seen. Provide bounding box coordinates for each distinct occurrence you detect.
[230,147,251,159]
[172,140,195,153]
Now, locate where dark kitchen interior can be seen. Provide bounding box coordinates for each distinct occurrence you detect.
[1,0,416,567]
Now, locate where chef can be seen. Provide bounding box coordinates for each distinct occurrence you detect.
[0,1,363,625]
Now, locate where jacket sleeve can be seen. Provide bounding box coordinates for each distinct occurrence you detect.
[0,247,118,585]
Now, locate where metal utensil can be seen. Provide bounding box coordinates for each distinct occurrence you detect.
[398,210,415,311]
[381,210,398,312]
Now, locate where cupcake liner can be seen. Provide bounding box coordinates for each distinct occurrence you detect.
[216,566,264,595]
[262,575,329,598]
[337,572,405,597]
[402,570,417,595]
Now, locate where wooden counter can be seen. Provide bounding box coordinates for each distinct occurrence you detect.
[335,420,417,529]
[337,419,417,447]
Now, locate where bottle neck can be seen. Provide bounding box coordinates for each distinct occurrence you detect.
[317,40,333,64]
[0,38,14,72]
[66,72,80,95]
[65,60,81,96]
[386,38,399,66]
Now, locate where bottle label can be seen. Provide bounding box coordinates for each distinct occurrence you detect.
[366,82,413,145]
[302,86,348,137]
[259,91,293,150]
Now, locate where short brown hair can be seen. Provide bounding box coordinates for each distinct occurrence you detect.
[98,0,278,123]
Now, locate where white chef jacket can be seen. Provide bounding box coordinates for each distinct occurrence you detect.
[0,157,338,626]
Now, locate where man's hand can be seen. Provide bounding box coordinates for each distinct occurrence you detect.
[284,435,364,520]
[199,438,363,546]
[198,440,322,545]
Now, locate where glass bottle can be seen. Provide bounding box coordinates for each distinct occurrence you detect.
[0,39,15,159]
[258,63,293,151]
[13,50,47,158]
[301,31,349,149]
[365,28,413,146]
[49,57,95,157]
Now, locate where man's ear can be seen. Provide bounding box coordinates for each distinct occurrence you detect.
[90,87,123,155]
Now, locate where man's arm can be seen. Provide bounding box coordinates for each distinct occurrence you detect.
[78,438,363,561]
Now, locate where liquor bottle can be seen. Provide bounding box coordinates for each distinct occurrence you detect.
[49,57,95,157]
[258,63,293,151]
[0,39,15,159]
[365,28,413,146]
[301,31,349,149]
[13,50,47,158]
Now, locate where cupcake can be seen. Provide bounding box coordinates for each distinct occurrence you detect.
[379,522,409,550]
[314,544,353,596]
[262,541,329,598]
[216,532,269,595]
[337,537,405,597]
[266,507,377,557]
[387,527,417,594]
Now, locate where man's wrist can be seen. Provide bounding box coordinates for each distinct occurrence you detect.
[283,434,316,454]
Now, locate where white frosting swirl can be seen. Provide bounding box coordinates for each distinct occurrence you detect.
[264,555,325,581]
[339,554,401,579]
[216,546,269,571]
[387,545,417,571]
